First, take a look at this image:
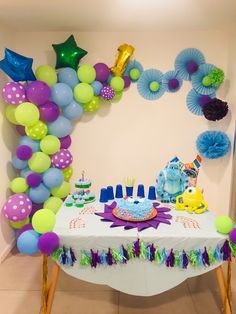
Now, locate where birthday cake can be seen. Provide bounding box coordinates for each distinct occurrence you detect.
[113,197,157,222]
[75,178,91,189]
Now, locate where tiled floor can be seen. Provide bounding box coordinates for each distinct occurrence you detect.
[0,249,235,314]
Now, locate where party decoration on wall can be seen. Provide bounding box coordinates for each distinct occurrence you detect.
[0,48,36,81]
[111,44,135,76]
[2,193,32,222]
[137,69,165,100]
[174,48,205,81]
[52,35,87,70]
[123,60,144,82]
[196,131,231,159]
[2,82,27,105]
[162,71,183,93]
[186,89,215,116]
[202,98,228,121]
[175,187,208,214]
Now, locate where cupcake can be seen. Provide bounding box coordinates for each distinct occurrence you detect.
[65,197,74,207]
[75,199,85,208]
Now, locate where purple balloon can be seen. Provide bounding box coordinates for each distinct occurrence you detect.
[16,125,26,136]
[30,203,43,217]
[26,173,41,188]
[101,86,115,100]
[2,193,32,222]
[60,135,72,149]
[17,223,33,238]
[229,228,236,244]
[94,63,110,82]
[2,82,27,105]
[168,78,180,90]
[39,101,60,123]
[186,61,198,74]
[199,95,212,106]
[51,149,73,169]
[16,145,33,161]
[123,75,131,89]
[26,80,51,106]
[38,232,60,255]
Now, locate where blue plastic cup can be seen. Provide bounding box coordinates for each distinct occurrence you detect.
[148,186,156,200]
[99,188,108,203]
[137,184,145,198]
[115,184,123,198]
[126,186,133,197]
[107,186,114,200]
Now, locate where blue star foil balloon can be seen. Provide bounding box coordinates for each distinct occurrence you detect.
[0,48,36,81]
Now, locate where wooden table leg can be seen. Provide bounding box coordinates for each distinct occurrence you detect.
[215,266,232,314]
[46,262,60,314]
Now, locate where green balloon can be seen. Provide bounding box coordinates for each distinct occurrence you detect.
[32,209,56,234]
[15,102,40,127]
[5,105,18,125]
[28,152,51,173]
[129,68,140,81]
[110,76,125,92]
[83,96,100,112]
[62,166,73,181]
[35,65,57,87]
[26,120,48,140]
[215,216,234,234]
[40,135,60,155]
[10,177,28,193]
[51,181,71,198]
[9,217,30,229]
[149,81,159,92]
[74,83,94,103]
[77,64,96,83]
[202,76,212,87]
[113,91,123,101]
[44,197,63,214]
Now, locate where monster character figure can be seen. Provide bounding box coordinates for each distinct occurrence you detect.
[156,161,188,203]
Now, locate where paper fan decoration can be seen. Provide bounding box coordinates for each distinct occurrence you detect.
[123,60,144,82]
[162,71,183,93]
[191,63,218,95]
[137,69,165,100]
[186,89,216,116]
[175,48,205,81]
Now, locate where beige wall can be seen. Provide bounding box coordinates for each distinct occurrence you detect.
[0,30,235,257]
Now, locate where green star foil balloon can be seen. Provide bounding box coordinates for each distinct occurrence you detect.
[52,35,87,70]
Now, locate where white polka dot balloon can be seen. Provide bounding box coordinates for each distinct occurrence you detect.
[2,82,27,105]
[51,148,73,169]
[2,193,32,222]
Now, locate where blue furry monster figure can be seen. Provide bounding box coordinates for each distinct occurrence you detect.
[156,161,189,203]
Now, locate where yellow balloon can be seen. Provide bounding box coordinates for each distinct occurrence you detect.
[40,135,60,154]
[62,166,73,181]
[9,217,30,229]
[26,120,48,140]
[15,102,40,127]
[32,209,56,234]
[5,105,18,125]
[43,197,63,214]
[28,152,51,173]
[51,181,71,198]
[35,65,57,87]
[110,44,135,76]
[10,177,28,193]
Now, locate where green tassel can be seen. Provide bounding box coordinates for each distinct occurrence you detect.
[208,248,215,264]
[112,249,123,263]
[51,247,63,261]
[127,244,134,259]
[208,68,224,87]
[189,250,197,267]
[80,251,91,266]
[155,247,161,264]
[174,251,180,267]
[140,240,147,260]
[229,241,236,257]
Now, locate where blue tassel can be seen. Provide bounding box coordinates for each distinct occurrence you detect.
[100,251,107,265]
[214,246,221,261]
[146,245,151,261]
[196,249,203,266]
[161,248,167,264]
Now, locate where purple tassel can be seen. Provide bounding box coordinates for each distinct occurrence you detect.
[150,244,156,262]
[134,239,140,257]
[182,250,189,269]
[122,245,128,263]
[202,247,210,266]
[166,249,175,267]
[221,240,231,261]
[106,248,113,266]
[70,248,77,266]
[62,247,67,265]
[91,249,97,268]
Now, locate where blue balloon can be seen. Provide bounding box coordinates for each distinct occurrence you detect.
[48,116,72,138]
[62,100,83,120]
[91,81,103,96]
[28,183,50,204]
[17,230,39,255]
[58,68,79,89]
[42,168,64,188]
[0,48,36,82]
[19,136,40,153]
[20,167,33,178]
[12,156,28,170]
[51,83,73,107]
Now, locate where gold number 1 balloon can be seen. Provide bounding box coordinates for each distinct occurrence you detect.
[111,44,135,76]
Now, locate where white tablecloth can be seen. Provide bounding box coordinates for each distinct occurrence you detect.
[53,201,226,296]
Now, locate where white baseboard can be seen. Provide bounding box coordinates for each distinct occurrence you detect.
[0,239,15,263]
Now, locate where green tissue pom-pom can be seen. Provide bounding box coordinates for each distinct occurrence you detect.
[208,68,224,87]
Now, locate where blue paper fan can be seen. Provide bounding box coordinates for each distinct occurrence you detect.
[191,63,217,95]
[162,70,183,93]
[124,60,144,82]
[186,89,216,116]
[137,69,166,101]
[175,48,205,81]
